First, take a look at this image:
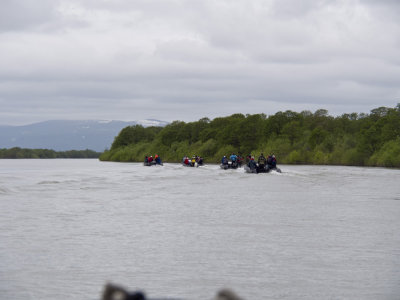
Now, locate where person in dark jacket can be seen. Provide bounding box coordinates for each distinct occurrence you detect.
[267,154,277,169]
[258,153,266,171]
[271,155,277,168]
[248,156,257,170]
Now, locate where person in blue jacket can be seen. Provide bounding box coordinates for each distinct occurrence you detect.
[230,153,237,166]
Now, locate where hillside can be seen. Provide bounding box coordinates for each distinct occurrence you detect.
[0,119,168,152]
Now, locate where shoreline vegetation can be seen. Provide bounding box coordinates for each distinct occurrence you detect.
[100,105,400,168]
[0,148,101,159]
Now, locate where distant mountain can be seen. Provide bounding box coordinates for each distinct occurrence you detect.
[0,119,169,152]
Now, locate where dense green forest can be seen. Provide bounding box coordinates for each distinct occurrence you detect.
[0,148,101,159]
[100,104,400,167]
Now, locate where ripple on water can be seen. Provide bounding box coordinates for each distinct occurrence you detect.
[37,180,61,185]
[0,186,11,194]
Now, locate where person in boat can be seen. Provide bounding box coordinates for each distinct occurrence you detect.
[267,154,273,167]
[237,155,243,167]
[270,154,277,168]
[148,155,153,163]
[144,156,148,163]
[245,155,251,164]
[197,156,204,165]
[248,156,257,170]
[191,156,197,166]
[258,153,267,170]
[155,154,162,165]
[183,156,189,165]
[221,156,228,165]
[266,154,278,169]
[230,153,238,167]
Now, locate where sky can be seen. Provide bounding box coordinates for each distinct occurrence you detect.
[1,0,399,125]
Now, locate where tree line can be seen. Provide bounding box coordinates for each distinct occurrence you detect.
[100,104,400,167]
[0,148,101,159]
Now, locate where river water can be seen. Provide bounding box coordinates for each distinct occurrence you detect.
[0,159,399,300]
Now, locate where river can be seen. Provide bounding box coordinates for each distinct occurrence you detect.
[0,159,399,299]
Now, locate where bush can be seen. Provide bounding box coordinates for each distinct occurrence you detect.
[287,150,302,164]
[341,149,366,166]
[214,145,237,163]
[312,150,329,165]
[197,139,218,159]
[369,139,400,167]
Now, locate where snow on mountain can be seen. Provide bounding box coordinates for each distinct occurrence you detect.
[137,119,170,127]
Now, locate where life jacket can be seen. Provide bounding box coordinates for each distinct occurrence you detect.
[258,156,266,164]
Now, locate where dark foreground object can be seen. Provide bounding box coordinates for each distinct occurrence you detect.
[102,283,243,300]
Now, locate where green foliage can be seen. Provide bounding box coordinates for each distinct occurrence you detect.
[308,127,328,149]
[111,125,162,150]
[197,139,218,159]
[369,138,400,167]
[313,150,330,165]
[287,150,302,164]
[102,104,400,167]
[214,145,237,163]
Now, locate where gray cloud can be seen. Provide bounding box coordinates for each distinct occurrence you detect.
[0,0,56,31]
[0,0,399,125]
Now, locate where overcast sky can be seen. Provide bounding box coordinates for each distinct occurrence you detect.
[1,0,399,125]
